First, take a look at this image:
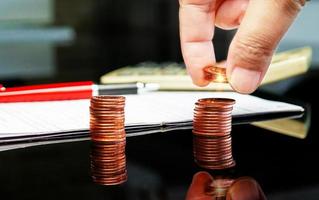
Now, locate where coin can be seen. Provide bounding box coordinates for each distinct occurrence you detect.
[92,173,127,186]
[203,66,228,83]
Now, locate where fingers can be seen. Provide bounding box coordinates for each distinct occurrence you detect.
[215,0,249,30]
[226,177,266,200]
[186,171,214,200]
[226,0,303,94]
[179,0,217,86]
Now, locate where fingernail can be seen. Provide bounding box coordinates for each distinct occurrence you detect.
[230,67,261,94]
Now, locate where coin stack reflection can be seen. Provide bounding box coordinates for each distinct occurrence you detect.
[90,96,127,185]
[206,178,234,199]
[193,98,236,170]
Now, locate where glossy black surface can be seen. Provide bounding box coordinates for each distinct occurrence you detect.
[0,117,319,200]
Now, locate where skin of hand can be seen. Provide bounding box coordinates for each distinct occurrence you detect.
[179,0,306,94]
[186,171,267,200]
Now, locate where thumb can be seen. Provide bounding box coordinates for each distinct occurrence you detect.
[227,0,305,94]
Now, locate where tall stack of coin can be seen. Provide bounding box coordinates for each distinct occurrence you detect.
[90,96,127,185]
[193,98,236,170]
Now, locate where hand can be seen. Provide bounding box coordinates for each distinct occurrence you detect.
[179,0,305,94]
[186,171,267,200]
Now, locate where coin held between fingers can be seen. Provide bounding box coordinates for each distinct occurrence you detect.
[203,65,228,83]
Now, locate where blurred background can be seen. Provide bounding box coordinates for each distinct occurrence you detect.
[0,0,184,84]
[0,0,318,92]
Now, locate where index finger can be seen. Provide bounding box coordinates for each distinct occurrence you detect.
[179,0,217,86]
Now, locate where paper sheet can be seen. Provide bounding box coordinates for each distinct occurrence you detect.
[0,92,304,138]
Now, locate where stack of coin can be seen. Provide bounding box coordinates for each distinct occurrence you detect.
[90,96,127,185]
[193,98,236,170]
[203,65,228,83]
[205,178,234,199]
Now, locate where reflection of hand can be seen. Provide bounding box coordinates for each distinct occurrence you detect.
[186,171,267,200]
[179,0,305,94]
[227,177,266,200]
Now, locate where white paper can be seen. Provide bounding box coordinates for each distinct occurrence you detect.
[0,92,304,137]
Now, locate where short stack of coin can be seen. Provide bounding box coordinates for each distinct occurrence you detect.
[193,98,236,170]
[90,96,127,185]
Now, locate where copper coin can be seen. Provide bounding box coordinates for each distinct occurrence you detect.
[89,127,126,132]
[90,118,125,124]
[193,143,232,150]
[91,140,126,145]
[193,150,233,158]
[90,129,126,134]
[92,173,127,181]
[193,133,231,138]
[193,124,231,130]
[91,143,126,148]
[91,157,125,162]
[91,148,126,155]
[92,174,127,185]
[194,109,233,115]
[91,154,126,161]
[203,65,228,83]
[91,158,126,164]
[91,144,126,150]
[90,130,125,134]
[91,167,127,174]
[91,168,126,175]
[92,174,127,182]
[197,98,235,105]
[90,106,125,111]
[92,141,125,145]
[90,114,124,118]
[91,150,125,155]
[91,161,126,167]
[91,137,125,143]
[192,130,231,136]
[91,150,126,156]
[193,136,231,143]
[91,161,126,169]
[195,106,233,111]
[91,163,126,171]
[91,165,126,173]
[194,159,234,167]
[91,95,125,101]
[92,170,127,178]
[91,153,125,159]
[193,127,232,133]
[194,153,233,161]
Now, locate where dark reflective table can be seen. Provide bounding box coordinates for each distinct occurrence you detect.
[0,108,318,200]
